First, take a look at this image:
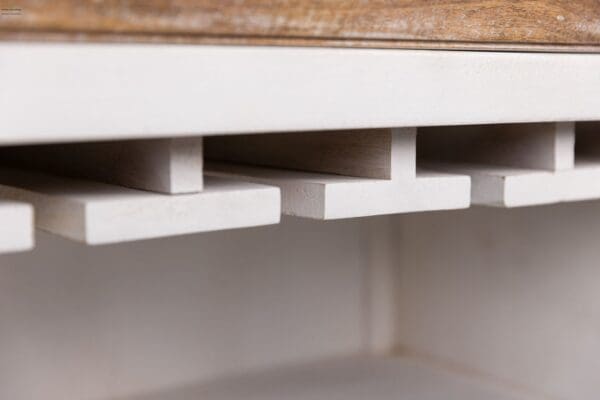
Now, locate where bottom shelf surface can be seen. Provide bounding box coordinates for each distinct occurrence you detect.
[165,356,531,400]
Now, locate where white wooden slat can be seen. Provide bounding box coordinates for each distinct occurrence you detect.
[207,162,469,219]
[426,163,561,207]
[184,356,529,400]
[0,138,204,194]
[2,43,600,145]
[0,200,34,254]
[420,122,600,207]
[0,168,280,245]
[206,128,416,180]
[424,160,600,207]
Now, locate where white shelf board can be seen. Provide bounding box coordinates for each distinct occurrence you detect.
[2,43,600,145]
[429,159,600,207]
[0,168,280,245]
[207,163,470,219]
[0,200,34,254]
[187,356,530,400]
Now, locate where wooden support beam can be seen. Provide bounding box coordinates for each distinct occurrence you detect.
[206,128,416,180]
[0,138,204,194]
[0,168,279,245]
[0,200,34,254]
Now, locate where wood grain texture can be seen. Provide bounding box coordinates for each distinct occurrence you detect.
[1,1,600,51]
[205,128,415,180]
[0,138,204,194]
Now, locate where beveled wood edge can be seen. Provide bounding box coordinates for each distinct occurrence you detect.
[2,31,600,53]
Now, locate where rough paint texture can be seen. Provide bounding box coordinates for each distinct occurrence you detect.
[1,1,600,51]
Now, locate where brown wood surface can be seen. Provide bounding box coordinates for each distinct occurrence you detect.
[1,1,600,51]
[206,129,402,179]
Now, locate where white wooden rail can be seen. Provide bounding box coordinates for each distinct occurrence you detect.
[2,44,600,145]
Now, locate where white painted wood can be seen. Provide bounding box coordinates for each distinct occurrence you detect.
[206,128,415,180]
[394,203,600,400]
[207,162,470,219]
[0,168,280,245]
[428,163,561,207]
[390,128,417,180]
[419,122,584,207]
[0,200,34,254]
[187,356,529,400]
[2,43,600,144]
[419,122,575,171]
[427,160,600,207]
[0,138,204,194]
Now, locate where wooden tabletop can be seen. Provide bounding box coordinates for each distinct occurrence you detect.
[1,1,600,52]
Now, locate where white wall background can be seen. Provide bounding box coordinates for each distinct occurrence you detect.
[2,202,600,400]
[393,202,600,400]
[0,217,370,400]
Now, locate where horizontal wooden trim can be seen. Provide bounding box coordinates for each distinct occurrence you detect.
[2,44,600,145]
[3,32,600,53]
[1,1,600,51]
